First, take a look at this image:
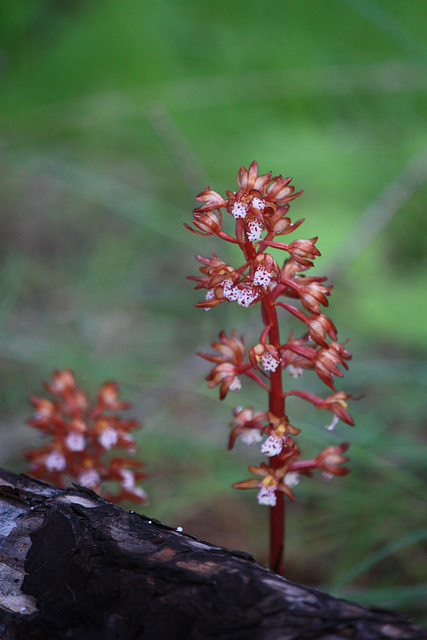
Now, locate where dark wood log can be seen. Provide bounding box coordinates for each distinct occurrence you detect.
[0,468,425,640]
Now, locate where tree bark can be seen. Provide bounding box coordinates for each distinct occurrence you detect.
[0,468,425,640]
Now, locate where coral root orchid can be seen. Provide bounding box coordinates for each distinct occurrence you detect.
[25,369,147,504]
[187,162,355,576]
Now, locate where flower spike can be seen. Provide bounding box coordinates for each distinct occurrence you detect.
[187,162,355,576]
[26,369,147,504]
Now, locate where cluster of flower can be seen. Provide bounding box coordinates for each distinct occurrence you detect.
[198,331,351,506]
[187,162,354,507]
[25,369,147,504]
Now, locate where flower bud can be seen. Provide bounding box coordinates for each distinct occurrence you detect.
[192,211,221,234]
[287,238,321,266]
[316,443,350,475]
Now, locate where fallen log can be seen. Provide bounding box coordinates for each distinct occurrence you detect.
[0,468,425,640]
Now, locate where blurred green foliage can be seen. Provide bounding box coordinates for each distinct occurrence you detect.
[0,0,426,624]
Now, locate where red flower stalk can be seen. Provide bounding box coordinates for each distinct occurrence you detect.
[187,162,355,576]
[25,369,148,504]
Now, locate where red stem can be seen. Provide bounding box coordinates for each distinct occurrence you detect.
[262,292,286,576]
[240,234,287,574]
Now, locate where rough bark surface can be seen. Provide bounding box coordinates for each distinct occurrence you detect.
[0,468,425,640]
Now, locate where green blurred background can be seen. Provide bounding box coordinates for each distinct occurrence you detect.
[1,0,426,623]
